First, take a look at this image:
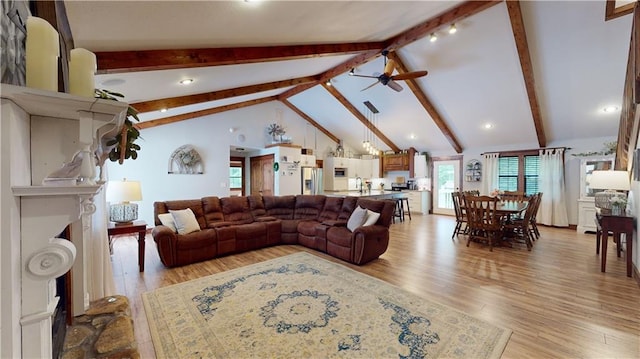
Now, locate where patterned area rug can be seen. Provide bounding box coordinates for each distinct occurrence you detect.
[143,253,511,358]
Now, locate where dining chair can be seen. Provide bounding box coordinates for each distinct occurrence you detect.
[503,196,536,250]
[451,192,468,239]
[529,192,542,239]
[501,191,526,202]
[465,195,502,251]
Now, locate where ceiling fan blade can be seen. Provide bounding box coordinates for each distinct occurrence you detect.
[391,70,429,81]
[387,80,403,92]
[384,59,396,77]
[361,80,381,92]
[350,74,379,79]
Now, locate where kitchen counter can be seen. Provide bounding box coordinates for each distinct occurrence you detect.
[323,190,407,199]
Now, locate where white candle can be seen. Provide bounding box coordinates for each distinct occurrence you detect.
[25,16,59,91]
[69,48,96,98]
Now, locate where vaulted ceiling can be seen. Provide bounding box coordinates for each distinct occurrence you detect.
[64,0,636,155]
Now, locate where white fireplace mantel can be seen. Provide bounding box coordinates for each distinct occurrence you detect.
[0,84,128,359]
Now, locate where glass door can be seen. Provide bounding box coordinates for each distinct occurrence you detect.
[432,159,461,215]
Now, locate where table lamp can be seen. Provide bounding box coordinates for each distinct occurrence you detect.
[589,170,630,215]
[106,178,142,224]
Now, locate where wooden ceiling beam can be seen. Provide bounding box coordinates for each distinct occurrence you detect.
[321,82,400,153]
[279,99,341,144]
[136,96,277,130]
[384,1,502,50]
[131,76,316,113]
[506,0,547,148]
[605,0,636,21]
[96,42,384,74]
[387,52,464,153]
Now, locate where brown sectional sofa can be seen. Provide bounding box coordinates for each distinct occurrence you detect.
[152,194,395,267]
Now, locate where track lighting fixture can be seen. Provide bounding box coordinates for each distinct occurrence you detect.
[349,68,355,76]
[449,23,457,34]
[429,33,437,42]
[325,79,332,86]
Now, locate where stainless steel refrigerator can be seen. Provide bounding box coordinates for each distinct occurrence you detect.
[301,167,323,195]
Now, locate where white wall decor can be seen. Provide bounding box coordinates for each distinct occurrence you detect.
[168,145,203,174]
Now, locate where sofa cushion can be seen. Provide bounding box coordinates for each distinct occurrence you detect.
[170,208,201,235]
[158,213,177,233]
[318,197,343,222]
[248,195,267,218]
[264,195,295,219]
[338,197,358,220]
[356,198,395,227]
[297,220,320,236]
[175,229,217,250]
[221,196,253,224]
[347,206,368,232]
[294,195,325,220]
[202,196,224,227]
[156,199,207,229]
[362,209,381,227]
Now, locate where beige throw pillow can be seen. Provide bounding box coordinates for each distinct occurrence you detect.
[362,209,380,227]
[158,213,177,233]
[347,206,369,232]
[169,208,201,235]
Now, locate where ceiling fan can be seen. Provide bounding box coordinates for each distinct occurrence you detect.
[350,50,428,92]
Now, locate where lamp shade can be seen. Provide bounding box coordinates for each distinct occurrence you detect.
[106,179,142,223]
[589,170,630,191]
[106,179,142,203]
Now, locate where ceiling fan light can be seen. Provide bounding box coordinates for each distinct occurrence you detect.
[449,24,457,34]
[429,33,437,42]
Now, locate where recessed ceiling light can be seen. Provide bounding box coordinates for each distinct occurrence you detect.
[409,134,416,139]
[429,33,438,42]
[160,108,168,113]
[179,79,194,85]
[449,24,457,34]
[603,106,619,113]
[484,123,493,129]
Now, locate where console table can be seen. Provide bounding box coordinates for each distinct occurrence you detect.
[108,220,147,272]
[596,214,634,277]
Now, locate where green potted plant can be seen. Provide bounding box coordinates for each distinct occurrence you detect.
[95,89,141,164]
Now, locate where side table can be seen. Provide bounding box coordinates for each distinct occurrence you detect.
[596,214,633,277]
[108,220,147,272]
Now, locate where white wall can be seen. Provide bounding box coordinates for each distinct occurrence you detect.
[107,101,337,224]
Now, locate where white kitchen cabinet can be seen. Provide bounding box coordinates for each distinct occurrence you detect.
[576,155,614,233]
[406,191,428,214]
[300,154,316,167]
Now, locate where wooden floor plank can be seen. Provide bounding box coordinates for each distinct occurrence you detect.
[110,214,640,358]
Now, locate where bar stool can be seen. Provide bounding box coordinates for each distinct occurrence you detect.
[399,197,411,221]
[393,198,404,223]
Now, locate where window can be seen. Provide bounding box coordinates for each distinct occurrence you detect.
[229,157,245,195]
[497,152,540,196]
[229,167,242,189]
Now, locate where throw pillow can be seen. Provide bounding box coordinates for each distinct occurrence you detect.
[158,213,177,233]
[169,208,201,235]
[362,209,381,227]
[347,206,369,232]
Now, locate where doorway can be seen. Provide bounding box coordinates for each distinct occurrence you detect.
[431,156,462,215]
[250,154,275,196]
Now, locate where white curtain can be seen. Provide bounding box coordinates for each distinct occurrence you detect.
[538,148,569,226]
[88,178,116,300]
[482,153,500,195]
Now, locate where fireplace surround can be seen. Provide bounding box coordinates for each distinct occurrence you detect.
[0,84,127,358]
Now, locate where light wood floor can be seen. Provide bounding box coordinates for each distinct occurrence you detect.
[111,214,640,359]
